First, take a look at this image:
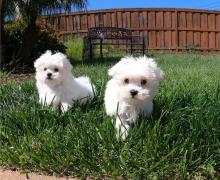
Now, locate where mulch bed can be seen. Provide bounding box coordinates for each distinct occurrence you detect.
[0,73,34,87]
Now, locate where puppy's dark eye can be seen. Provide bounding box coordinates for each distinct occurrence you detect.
[141,79,147,85]
[44,68,47,71]
[54,68,59,72]
[124,78,129,84]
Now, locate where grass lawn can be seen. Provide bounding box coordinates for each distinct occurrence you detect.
[0,52,220,179]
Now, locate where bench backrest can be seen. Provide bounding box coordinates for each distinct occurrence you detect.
[87,27,132,40]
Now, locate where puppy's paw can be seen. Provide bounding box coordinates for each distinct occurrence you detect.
[61,102,72,112]
[117,125,129,141]
[116,117,130,140]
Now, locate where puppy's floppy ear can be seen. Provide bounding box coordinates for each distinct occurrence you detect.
[55,52,73,71]
[138,56,164,81]
[34,50,52,69]
[63,58,73,72]
[108,56,134,77]
[147,57,164,81]
[154,66,164,80]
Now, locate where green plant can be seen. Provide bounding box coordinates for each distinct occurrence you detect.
[103,44,126,57]
[4,22,65,72]
[186,44,199,52]
[64,37,84,62]
[0,0,87,70]
[4,21,26,66]
[0,71,10,77]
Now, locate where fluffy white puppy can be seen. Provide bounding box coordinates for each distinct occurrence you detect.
[34,50,95,112]
[104,56,164,140]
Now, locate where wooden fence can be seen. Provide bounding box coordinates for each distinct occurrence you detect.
[40,8,220,52]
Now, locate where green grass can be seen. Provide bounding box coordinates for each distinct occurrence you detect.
[64,37,131,62]
[0,52,220,179]
[0,71,10,78]
[64,37,84,62]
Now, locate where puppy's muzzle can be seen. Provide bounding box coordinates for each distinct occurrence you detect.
[130,90,138,97]
[47,73,52,79]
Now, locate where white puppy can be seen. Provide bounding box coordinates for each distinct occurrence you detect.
[104,56,164,140]
[34,50,95,112]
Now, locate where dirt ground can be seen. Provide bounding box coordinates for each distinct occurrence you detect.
[0,169,77,180]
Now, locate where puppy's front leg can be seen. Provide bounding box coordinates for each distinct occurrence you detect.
[116,105,138,140]
[116,116,130,140]
[61,102,72,112]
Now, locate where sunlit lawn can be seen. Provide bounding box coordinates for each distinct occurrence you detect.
[0,52,220,179]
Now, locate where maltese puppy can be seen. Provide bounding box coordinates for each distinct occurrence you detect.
[34,50,95,112]
[104,56,164,140]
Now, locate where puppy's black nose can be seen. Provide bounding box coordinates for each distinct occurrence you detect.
[130,90,138,97]
[47,73,52,77]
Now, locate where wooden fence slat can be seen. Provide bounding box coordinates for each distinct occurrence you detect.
[131,11,139,28]
[216,15,220,48]
[90,14,95,27]
[81,14,87,29]
[148,11,156,49]
[117,11,122,27]
[122,12,127,28]
[142,11,147,28]
[111,13,116,27]
[175,10,178,51]
[66,16,70,31]
[142,11,148,49]
[140,12,144,28]
[201,13,208,49]
[179,12,186,48]
[156,11,164,48]
[60,16,66,31]
[164,12,172,48]
[148,11,156,28]
[126,12,131,28]
[186,12,193,47]
[106,13,112,26]
[95,14,99,27]
[208,14,216,48]
[193,13,201,47]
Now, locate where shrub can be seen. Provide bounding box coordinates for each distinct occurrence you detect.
[4,21,26,67]
[4,21,65,73]
[186,44,199,52]
[64,37,84,62]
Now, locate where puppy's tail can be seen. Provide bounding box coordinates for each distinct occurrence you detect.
[75,76,96,96]
[75,76,91,84]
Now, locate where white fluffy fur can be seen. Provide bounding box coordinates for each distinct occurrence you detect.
[104,56,164,140]
[34,50,95,112]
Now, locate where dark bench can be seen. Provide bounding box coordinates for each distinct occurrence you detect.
[86,27,145,59]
